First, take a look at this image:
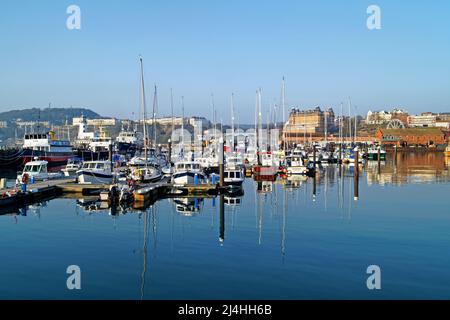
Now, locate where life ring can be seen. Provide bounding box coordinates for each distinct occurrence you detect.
[22,173,29,184]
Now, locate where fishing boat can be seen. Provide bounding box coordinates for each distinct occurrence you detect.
[172,161,207,185]
[17,159,62,182]
[367,146,386,160]
[88,127,113,153]
[223,167,244,186]
[76,161,113,184]
[285,155,308,175]
[21,131,73,166]
[61,158,82,177]
[115,129,143,155]
[253,151,278,176]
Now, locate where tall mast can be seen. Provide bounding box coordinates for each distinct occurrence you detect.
[170,88,174,139]
[354,105,357,144]
[348,97,352,144]
[152,84,158,148]
[324,109,328,143]
[281,77,286,150]
[139,56,148,161]
[181,96,185,157]
[303,111,306,145]
[258,89,263,153]
[231,93,235,153]
[340,102,344,145]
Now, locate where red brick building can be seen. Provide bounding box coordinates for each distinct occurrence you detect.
[375,128,446,147]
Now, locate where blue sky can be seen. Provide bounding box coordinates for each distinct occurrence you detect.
[0,0,449,123]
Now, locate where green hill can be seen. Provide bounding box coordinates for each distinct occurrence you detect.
[0,107,101,125]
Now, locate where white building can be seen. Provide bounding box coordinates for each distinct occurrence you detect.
[366,110,392,125]
[0,121,7,128]
[87,118,117,126]
[408,115,437,127]
[143,117,184,126]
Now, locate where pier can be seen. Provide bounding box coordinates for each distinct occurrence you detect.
[0,176,234,214]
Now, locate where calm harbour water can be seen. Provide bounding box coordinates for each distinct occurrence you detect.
[1,153,450,299]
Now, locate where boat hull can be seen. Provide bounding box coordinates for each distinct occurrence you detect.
[22,149,73,166]
[77,171,113,184]
[172,171,206,185]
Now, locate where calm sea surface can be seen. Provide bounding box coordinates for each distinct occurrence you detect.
[1,153,450,299]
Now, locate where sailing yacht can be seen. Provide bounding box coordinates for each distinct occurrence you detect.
[128,56,162,183]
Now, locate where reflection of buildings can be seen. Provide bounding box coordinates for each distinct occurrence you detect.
[366,153,450,185]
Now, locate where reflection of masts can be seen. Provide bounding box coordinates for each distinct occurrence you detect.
[152,205,158,254]
[219,195,225,243]
[140,209,150,300]
[281,187,287,259]
[258,193,263,245]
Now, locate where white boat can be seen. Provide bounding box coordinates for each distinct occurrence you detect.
[115,129,143,153]
[77,161,113,184]
[61,159,82,177]
[285,155,308,175]
[223,167,244,186]
[226,153,244,169]
[17,159,62,182]
[172,161,207,185]
[367,146,386,160]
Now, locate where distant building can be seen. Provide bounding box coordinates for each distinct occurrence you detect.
[366,110,392,125]
[16,121,50,128]
[87,118,117,126]
[283,107,333,144]
[375,127,446,147]
[0,121,7,128]
[189,117,210,129]
[407,114,437,127]
[366,109,409,125]
[72,117,85,126]
[143,117,184,126]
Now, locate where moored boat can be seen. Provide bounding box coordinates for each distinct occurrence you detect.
[21,131,73,166]
[76,161,113,184]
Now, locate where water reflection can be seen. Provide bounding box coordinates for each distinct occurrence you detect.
[2,152,450,299]
[365,152,450,185]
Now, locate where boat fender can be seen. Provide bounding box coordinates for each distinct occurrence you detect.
[21,173,29,185]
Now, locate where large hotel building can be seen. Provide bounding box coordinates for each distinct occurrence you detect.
[283,107,335,145]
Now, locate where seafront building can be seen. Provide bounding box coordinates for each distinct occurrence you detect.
[283,107,334,145]
[375,127,447,147]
